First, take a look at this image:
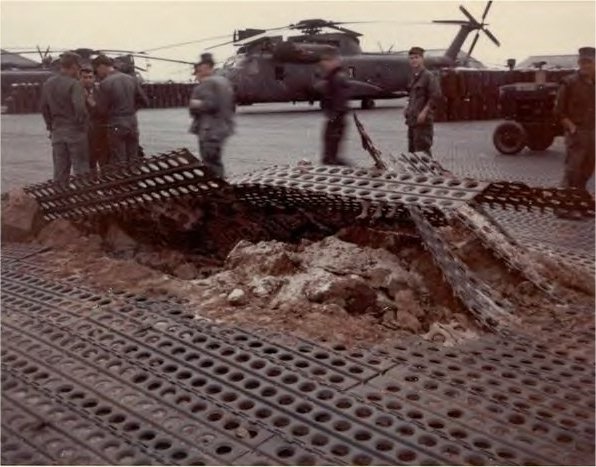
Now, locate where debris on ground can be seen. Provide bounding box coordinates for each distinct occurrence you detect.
[2,186,592,346]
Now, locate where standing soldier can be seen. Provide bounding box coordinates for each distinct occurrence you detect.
[40,52,89,182]
[404,46,442,157]
[92,54,149,164]
[554,46,595,219]
[80,64,108,173]
[189,53,235,178]
[319,47,351,165]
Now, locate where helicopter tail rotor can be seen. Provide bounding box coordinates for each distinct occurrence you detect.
[433,1,500,64]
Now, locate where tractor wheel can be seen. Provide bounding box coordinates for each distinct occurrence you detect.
[361,98,376,110]
[493,121,527,155]
[526,130,554,151]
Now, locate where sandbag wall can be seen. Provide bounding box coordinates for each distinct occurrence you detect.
[2,69,575,118]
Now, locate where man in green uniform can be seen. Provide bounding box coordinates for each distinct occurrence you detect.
[40,52,89,182]
[319,47,351,166]
[554,46,595,219]
[80,64,108,173]
[189,53,235,178]
[404,46,442,156]
[92,54,149,164]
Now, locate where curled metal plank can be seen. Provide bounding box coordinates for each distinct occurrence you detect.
[407,205,516,331]
[451,204,560,297]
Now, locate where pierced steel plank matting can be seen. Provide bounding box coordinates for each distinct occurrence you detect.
[23,149,226,221]
[1,258,593,466]
[0,243,50,264]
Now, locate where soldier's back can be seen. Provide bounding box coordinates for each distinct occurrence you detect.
[42,74,78,121]
[101,71,137,117]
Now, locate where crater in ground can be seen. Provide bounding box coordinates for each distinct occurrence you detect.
[2,188,592,347]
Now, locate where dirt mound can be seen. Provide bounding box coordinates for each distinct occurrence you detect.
[4,186,592,347]
[1,189,46,242]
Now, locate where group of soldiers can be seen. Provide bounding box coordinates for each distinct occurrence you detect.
[41,45,594,222]
[186,45,441,178]
[39,45,441,183]
[40,52,148,182]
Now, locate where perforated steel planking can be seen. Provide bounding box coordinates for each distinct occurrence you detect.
[234,165,488,213]
[408,205,516,331]
[0,243,50,263]
[1,260,594,466]
[23,148,227,220]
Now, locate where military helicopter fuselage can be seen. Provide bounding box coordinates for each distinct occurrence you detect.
[219,5,499,108]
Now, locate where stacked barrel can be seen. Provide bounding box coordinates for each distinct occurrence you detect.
[2,70,575,118]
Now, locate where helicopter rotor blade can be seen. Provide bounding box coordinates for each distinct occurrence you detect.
[328,20,379,25]
[141,35,232,53]
[459,5,478,25]
[483,28,500,47]
[432,20,469,25]
[97,49,144,54]
[466,30,481,61]
[213,28,283,49]
[480,0,493,22]
[128,53,194,65]
[205,38,241,50]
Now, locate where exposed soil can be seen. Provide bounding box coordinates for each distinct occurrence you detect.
[2,189,593,347]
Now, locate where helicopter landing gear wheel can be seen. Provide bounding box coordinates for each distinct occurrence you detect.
[361,98,376,110]
[493,121,527,155]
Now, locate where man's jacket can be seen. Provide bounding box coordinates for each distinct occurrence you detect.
[189,74,236,141]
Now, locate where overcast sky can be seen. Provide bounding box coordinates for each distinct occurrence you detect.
[2,0,594,81]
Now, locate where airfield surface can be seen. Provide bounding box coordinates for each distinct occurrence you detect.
[1,102,595,465]
[1,100,587,191]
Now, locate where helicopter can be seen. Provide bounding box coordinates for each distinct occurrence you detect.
[205,2,500,109]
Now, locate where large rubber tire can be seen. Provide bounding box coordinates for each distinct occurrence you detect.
[493,121,527,155]
[526,130,554,151]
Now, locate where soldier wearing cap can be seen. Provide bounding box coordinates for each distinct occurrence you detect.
[554,46,595,219]
[40,52,90,182]
[404,46,442,156]
[80,62,109,173]
[319,46,351,165]
[92,54,149,165]
[189,53,235,178]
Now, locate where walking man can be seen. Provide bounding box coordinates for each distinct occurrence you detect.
[404,46,441,156]
[40,52,89,182]
[319,47,350,165]
[92,54,149,164]
[80,64,108,173]
[189,53,235,178]
[554,46,595,219]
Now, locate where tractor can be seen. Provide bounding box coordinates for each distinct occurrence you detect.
[492,80,563,155]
